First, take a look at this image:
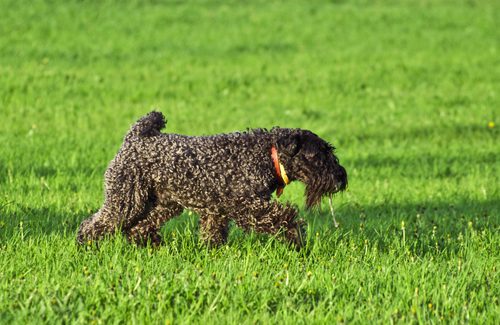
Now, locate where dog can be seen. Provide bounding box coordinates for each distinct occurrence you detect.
[77,111,347,249]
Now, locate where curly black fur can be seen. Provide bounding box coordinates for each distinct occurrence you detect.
[77,111,347,249]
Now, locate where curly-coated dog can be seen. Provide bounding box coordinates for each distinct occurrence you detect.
[77,111,347,249]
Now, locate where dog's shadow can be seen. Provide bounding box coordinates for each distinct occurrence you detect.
[306,197,499,255]
[2,198,498,254]
[0,203,84,241]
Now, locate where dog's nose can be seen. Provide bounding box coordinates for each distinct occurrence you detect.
[336,165,348,191]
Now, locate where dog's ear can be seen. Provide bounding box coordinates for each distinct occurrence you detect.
[277,133,302,157]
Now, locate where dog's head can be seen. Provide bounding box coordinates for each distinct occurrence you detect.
[272,128,347,208]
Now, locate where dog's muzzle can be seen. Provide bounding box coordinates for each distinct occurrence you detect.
[333,165,348,193]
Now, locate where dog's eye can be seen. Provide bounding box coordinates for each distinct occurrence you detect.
[304,151,318,160]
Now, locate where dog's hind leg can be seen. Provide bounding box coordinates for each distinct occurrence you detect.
[77,167,150,245]
[126,201,184,246]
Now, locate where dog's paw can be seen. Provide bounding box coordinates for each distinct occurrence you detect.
[285,220,306,250]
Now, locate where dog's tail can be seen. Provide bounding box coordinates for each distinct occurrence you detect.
[127,111,166,138]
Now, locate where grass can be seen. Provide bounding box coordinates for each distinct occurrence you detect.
[1,0,499,323]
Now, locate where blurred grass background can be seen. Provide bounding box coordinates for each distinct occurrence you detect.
[0,0,499,323]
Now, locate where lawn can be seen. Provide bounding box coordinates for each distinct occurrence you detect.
[0,0,499,323]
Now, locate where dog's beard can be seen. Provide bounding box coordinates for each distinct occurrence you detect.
[305,176,337,209]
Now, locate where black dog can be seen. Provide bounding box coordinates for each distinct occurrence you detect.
[77,112,347,248]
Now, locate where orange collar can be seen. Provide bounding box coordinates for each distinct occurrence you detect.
[271,146,290,197]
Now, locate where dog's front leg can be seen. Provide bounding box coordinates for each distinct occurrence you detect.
[233,200,306,249]
[194,208,230,247]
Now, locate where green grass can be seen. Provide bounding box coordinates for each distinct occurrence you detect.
[1,0,499,323]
